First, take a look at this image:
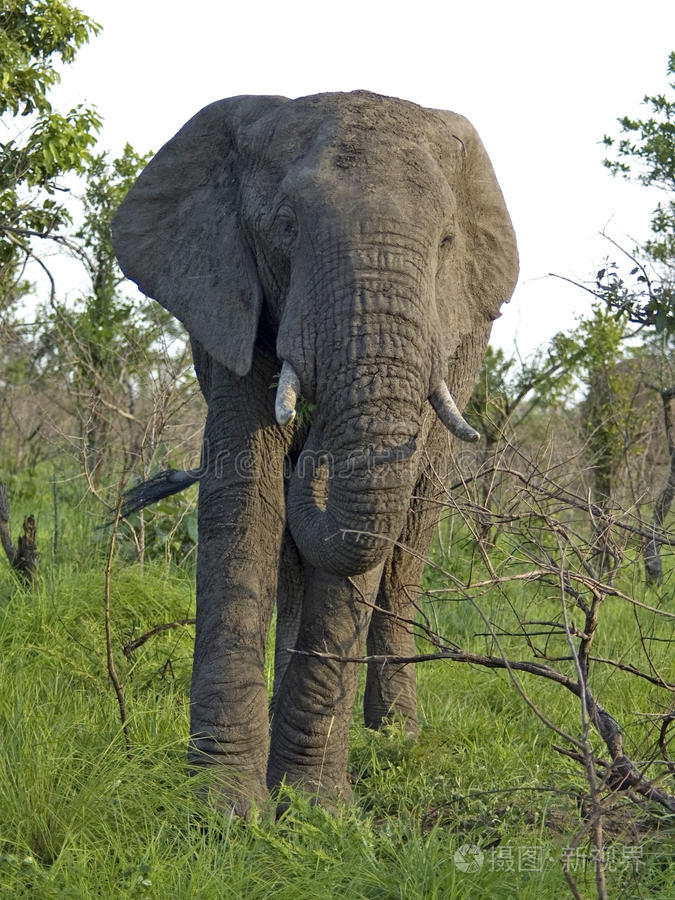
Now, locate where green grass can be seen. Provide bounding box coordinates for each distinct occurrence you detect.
[0,490,672,898]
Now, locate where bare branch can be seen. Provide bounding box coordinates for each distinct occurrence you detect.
[122,618,196,659]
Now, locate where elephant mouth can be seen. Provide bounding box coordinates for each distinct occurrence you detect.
[275,360,479,442]
[278,357,479,576]
[285,421,420,576]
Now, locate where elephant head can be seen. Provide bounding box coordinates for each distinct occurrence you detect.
[112,91,518,577]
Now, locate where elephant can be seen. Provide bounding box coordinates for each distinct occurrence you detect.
[112,90,518,817]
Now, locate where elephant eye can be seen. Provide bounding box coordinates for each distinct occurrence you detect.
[440,234,454,250]
[272,203,298,249]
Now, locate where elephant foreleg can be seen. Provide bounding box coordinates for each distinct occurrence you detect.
[270,531,304,716]
[363,562,424,737]
[363,463,444,736]
[267,566,382,802]
[188,355,289,818]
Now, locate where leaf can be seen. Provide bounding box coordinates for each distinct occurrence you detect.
[186,516,198,545]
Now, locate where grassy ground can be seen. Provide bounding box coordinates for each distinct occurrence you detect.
[0,482,672,898]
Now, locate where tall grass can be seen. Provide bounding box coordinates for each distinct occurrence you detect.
[0,485,672,897]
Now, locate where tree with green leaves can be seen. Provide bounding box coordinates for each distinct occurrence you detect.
[599,50,674,333]
[600,51,675,582]
[30,143,195,494]
[467,340,578,448]
[0,0,101,311]
[0,3,197,550]
[468,305,657,578]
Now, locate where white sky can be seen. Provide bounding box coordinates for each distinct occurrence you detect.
[53,0,675,359]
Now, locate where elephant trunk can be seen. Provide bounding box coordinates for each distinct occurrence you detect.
[287,420,419,576]
[286,285,429,575]
[281,228,480,575]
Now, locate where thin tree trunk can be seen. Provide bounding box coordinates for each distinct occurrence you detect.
[644,386,675,584]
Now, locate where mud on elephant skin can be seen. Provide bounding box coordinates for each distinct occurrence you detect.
[112,90,518,817]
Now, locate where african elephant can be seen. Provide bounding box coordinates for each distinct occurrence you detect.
[112,90,518,817]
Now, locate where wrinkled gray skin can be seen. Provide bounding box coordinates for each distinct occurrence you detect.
[112,91,518,816]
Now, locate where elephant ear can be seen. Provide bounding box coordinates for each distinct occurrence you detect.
[112,95,287,376]
[433,111,519,342]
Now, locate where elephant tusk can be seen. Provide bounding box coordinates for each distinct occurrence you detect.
[429,383,480,443]
[275,360,301,426]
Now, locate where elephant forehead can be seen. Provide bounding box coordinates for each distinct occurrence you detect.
[273,90,439,142]
[276,143,455,226]
[251,92,455,192]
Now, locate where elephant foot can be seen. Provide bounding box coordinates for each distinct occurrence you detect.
[269,772,353,819]
[363,675,419,737]
[267,715,356,814]
[188,743,269,822]
[197,777,269,822]
[363,703,420,737]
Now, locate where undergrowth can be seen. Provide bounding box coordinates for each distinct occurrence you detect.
[0,483,672,898]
